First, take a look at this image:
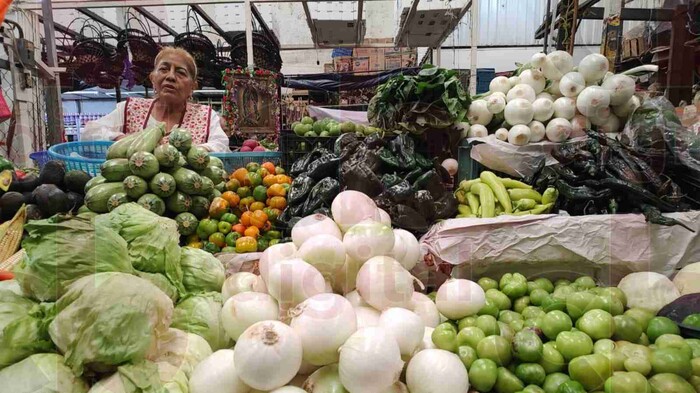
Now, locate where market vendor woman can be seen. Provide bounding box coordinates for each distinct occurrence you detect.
[82,47,230,152]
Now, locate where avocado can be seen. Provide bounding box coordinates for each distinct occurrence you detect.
[22,191,34,204]
[64,170,91,194]
[0,170,11,192]
[0,191,25,220]
[38,160,66,187]
[66,191,84,213]
[25,204,43,220]
[33,183,69,216]
[9,172,40,193]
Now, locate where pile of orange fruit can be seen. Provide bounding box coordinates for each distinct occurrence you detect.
[187,161,292,254]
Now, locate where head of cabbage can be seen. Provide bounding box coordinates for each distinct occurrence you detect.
[87,361,188,393]
[179,247,225,295]
[0,290,56,369]
[49,272,174,375]
[153,328,212,378]
[0,353,89,393]
[170,292,230,351]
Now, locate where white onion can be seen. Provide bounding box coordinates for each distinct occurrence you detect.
[519,69,546,94]
[379,308,424,356]
[673,262,700,296]
[508,125,532,146]
[411,292,440,328]
[290,293,357,366]
[545,118,573,142]
[339,327,404,393]
[486,94,506,114]
[382,382,409,393]
[265,258,327,308]
[553,97,577,120]
[332,191,379,233]
[495,128,509,141]
[406,349,470,393]
[547,79,562,97]
[532,98,555,121]
[571,114,591,138]
[298,359,320,375]
[346,290,370,308]
[260,242,298,283]
[599,113,621,134]
[613,95,641,118]
[490,91,507,100]
[441,158,458,177]
[292,214,342,248]
[508,75,521,87]
[467,99,493,126]
[578,53,609,83]
[537,92,554,101]
[302,364,345,393]
[222,272,266,302]
[468,124,488,138]
[389,229,421,271]
[577,86,611,118]
[589,106,612,127]
[343,220,395,262]
[531,52,547,68]
[618,272,680,314]
[560,72,586,98]
[297,234,346,279]
[270,387,306,393]
[435,278,486,320]
[330,255,362,295]
[189,349,249,393]
[376,208,392,226]
[507,84,536,103]
[539,56,564,81]
[235,321,303,391]
[602,74,636,106]
[355,306,381,329]
[419,327,437,351]
[356,256,416,311]
[221,292,279,341]
[528,121,546,143]
[489,76,511,94]
[548,51,574,76]
[504,98,534,125]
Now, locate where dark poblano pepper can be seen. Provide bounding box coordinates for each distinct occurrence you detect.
[378,147,400,169]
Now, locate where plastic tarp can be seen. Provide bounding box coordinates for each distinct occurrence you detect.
[419,211,700,286]
[307,106,369,125]
[281,68,420,91]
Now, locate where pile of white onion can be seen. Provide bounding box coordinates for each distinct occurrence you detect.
[467,50,657,146]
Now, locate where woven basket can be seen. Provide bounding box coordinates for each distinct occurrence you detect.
[174,32,216,65]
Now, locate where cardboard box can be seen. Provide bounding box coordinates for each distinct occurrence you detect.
[334,56,353,73]
[323,63,334,73]
[353,57,370,72]
[368,51,385,71]
[385,54,403,70]
[353,48,377,58]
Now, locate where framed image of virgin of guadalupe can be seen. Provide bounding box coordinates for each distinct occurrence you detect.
[222,68,281,138]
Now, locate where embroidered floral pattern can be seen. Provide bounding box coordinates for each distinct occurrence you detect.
[124,98,211,144]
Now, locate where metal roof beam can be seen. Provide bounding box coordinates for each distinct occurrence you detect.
[355,0,364,45]
[302,2,318,48]
[133,6,178,36]
[395,0,420,46]
[433,0,471,48]
[250,4,280,49]
[18,0,391,11]
[190,4,233,45]
[37,15,83,39]
[580,7,675,21]
[534,0,600,39]
[77,8,122,32]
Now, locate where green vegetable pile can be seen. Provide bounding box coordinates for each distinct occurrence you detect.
[431,274,700,393]
[0,202,227,390]
[368,65,471,135]
[86,124,228,236]
[454,171,559,218]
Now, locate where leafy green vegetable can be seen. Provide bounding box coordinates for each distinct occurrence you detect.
[171,292,230,351]
[0,353,89,393]
[368,65,470,135]
[48,272,174,375]
[15,213,133,301]
[180,247,225,294]
[87,360,188,393]
[154,328,212,378]
[0,291,56,369]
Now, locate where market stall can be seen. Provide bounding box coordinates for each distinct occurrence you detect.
[1,0,700,392]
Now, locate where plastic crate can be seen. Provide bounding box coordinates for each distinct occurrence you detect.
[457,140,483,182]
[48,141,112,176]
[211,151,283,173]
[29,151,49,170]
[476,68,496,94]
[279,131,339,169]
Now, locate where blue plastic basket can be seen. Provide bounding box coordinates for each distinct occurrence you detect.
[28,151,49,170]
[48,141,113,176]
[211,151,283,173]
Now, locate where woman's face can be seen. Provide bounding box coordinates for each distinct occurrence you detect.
[151,52,195,105]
